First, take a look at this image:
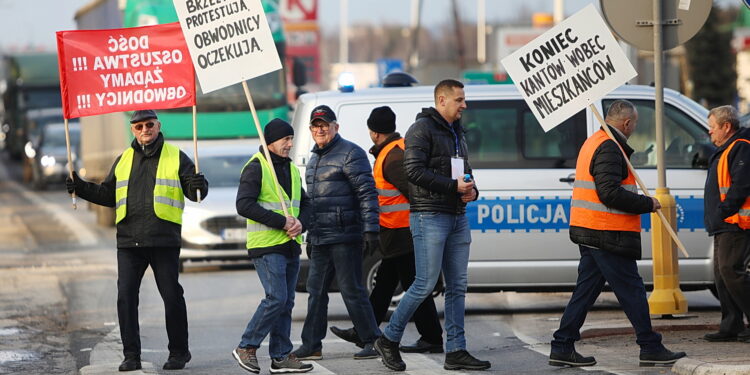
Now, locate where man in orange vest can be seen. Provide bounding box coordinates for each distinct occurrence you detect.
[549,100,686,367]
[702,105,750,343]
[329,106,444,354]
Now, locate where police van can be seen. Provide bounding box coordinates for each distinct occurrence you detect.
[290,81,716,296]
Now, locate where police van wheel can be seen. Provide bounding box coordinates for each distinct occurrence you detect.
[363,254,382,296]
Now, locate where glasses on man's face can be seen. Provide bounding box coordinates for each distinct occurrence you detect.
[133,122,156,131]
[309,123,330,132]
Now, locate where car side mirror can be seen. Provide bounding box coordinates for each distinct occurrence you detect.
[690,143,715,169]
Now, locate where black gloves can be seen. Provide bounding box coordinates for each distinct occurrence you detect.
[363,232,380,258]
[65,171,80,194]
[188,173,208,195]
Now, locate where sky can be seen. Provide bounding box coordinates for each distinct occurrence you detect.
[0,0,740,51]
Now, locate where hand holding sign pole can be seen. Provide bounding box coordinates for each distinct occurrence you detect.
[501,4,687,257]
[173,0,286,215]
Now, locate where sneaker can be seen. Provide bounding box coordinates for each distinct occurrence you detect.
[118,357,142,372]
[163,351,191,370]
[291,347,322,361]
[353,343,379,359]
[444,350,491,371]
[330,326,364,348]
[548,351,596,367]
[639,349,686,367]
[400,338,444,354]
[704,331,737,342]
[270,354,313,373]
[374,336,406,371]
[232,347,260,373]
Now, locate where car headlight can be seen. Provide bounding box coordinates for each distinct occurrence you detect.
[40,155,56,167]
[24,142,36,159]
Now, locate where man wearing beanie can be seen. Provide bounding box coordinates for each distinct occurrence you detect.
[293,104,382,360]
[329,106,444,355]
[232,118,313,374]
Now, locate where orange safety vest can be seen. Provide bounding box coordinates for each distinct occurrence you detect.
[373,138,410,228]
[717,138,750,229]
[570,129,641,232]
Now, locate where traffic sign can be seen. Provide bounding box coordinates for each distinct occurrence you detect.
[600,0,711,51]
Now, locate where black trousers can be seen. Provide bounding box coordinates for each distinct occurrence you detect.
[370,252,443,344]
[117,247,188,358]
[713,232,750,333]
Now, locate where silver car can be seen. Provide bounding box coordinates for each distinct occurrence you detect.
[176,139,260,272]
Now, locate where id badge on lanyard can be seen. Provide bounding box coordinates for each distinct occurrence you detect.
[448,125,463,180]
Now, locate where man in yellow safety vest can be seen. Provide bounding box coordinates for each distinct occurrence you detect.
[231,118,313,374]
[66,110,207,372]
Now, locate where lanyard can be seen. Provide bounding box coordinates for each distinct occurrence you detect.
[448,124,460,157]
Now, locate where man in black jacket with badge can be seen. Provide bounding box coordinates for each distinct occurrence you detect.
[66,110,207,372]
[292,105,381,360]
[375,79,488,372]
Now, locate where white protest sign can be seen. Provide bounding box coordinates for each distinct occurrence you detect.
[173,0,282,93]
[501,4,637,132]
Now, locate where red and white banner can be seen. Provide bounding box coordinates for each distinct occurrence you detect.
[56,23,195,119]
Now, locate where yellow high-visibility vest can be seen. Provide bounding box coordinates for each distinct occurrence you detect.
[243,152,302,250]
[114,142,184,225]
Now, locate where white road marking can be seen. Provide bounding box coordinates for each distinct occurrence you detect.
[7,180,98,246]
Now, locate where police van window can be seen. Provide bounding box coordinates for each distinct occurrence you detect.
[463,100,586,168]
[603,99,712,169]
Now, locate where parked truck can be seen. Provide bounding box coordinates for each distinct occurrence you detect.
[74,0,288,226]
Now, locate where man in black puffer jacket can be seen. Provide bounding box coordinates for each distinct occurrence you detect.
[292,105,381,360]
[66,110,207,372]
[375,79,488,372]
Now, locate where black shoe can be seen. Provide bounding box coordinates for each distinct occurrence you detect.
[163,351,191,370]
[639,349,686,367]
[738,329,750,343]
[291,347,322,360]
[353,343,379,359]
[548,351,596,367]
[400,338,443,354]
[444,350,491,371]
[330,326,364,348]
[374,336,406,371]
[118,357,142,372]
[704,331,738,342]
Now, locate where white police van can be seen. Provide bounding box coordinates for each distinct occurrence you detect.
[291,82,716,296]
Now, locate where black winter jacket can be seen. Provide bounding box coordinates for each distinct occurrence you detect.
[74,133,207,249]
[305,134,379,245]
[704,127,750,235]
[370,133,413,259]
[404,107,478,214]
[236,146,311,258]
[569,126,654,260]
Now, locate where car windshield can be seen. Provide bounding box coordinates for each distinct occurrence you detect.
[199,154,247,188]
[43,126,79,149]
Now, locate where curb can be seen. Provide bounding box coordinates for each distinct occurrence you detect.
[672,358,750,375]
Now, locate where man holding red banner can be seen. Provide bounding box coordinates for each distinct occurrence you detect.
[66,110,208,372]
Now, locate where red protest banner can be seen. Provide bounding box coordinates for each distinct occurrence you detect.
[56,22,195,119]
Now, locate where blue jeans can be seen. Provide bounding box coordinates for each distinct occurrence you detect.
[551,245,664,355]
[383,212,471,353]
[300,242,381,351]
[239,253,299,359]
